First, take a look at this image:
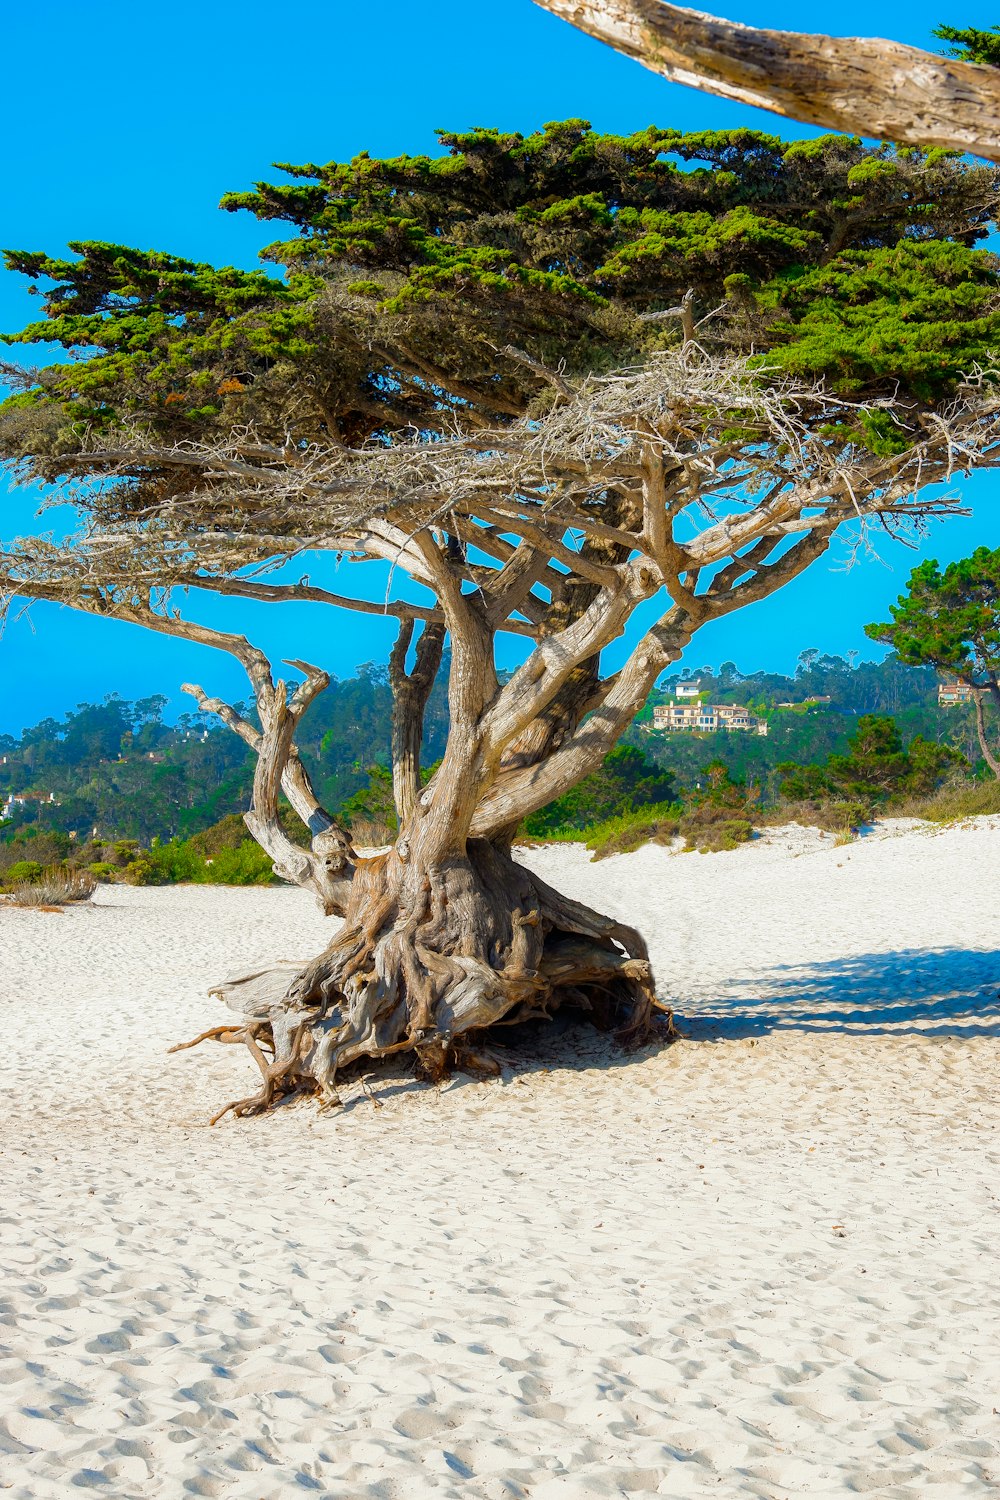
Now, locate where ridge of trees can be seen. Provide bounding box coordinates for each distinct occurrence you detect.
[0,650,985,862]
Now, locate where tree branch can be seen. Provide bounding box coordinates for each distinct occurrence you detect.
[388,619,446,823]
[531,0,1000,162]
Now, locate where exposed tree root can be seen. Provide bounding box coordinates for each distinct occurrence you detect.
[172,840,672,1121]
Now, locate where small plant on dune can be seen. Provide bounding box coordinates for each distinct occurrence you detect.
[761,797,874,834]
[6,867,97,907]
[585,805,682,859]
[679,762,757,852]
[894,778,1000,823]
[3,859,44,888]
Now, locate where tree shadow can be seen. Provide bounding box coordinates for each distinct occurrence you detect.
[311,948,1000,1110]
[680,947,1000,1041]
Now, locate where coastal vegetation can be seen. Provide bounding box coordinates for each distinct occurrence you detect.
[2,653,994,888]
[4,122,1000,1115]
[867,546,1000,776]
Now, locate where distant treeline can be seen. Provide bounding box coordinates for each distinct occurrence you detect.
[627,651,986,796]
[1,651,994,884]
[0,658,449,845]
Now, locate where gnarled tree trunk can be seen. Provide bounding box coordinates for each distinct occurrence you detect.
[194,834,658,1122]
[171,620,673,1123]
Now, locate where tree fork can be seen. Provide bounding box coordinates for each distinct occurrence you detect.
[388,619,446,823]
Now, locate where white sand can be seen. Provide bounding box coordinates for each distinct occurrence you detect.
[2,818,999,1498]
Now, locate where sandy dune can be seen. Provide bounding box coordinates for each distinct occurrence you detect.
[2,819,999,1498]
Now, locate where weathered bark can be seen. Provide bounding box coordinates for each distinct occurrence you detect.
[973,687,1000,778]
[532,0,1000,163]
[173,836,668,1121]
[388,620,446,824]
[183,661,356,916]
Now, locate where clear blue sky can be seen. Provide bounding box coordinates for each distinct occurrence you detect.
[3,0,999,734]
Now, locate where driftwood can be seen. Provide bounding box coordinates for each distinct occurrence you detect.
[532,0,1000,162]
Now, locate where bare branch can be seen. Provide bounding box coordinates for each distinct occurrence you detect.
[530,0,1000,162]
[388,620,446,823]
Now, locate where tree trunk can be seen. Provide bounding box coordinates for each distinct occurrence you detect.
[175,835,666,1122]
[170,585,680,1122]
[974,687,1000,779]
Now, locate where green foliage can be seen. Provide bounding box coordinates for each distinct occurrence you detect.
[758,241,1000,396]
[201,841,275,886]
[866,546,1000,683]
[3,859,43,886]
[678,761,757,851]
[122,836,275,886]
[124,840,204,885]
[584,805,681,860]
[778,714,964,808]
[523,745,676,836]
[4,123,1000,474]
[933,21,1000,65]
[338,765,398,833]
[897,778,1000,820]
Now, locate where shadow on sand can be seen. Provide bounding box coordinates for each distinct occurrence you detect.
[299,947,1000,1113]
[679,947,1000,1042]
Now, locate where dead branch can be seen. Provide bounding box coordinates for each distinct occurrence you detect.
[530,0,1000,162]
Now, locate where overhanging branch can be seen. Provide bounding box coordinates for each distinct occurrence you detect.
[531,0,1000,161]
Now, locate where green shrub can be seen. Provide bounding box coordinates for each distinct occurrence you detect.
[584,803,681,859]
[778,715,964,805]
[4,859,44,886]
[87,861,119,881]
[524,746,677,836]
[678,761,758,851]
[683,816,753,853]
[763,798,873,833]
[124,840,204,885]
[202,841,276,885]
[896,779,1000,822]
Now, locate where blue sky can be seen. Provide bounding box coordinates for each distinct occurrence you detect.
[3,0,1000,734]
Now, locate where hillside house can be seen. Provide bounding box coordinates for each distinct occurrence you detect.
[2,790,58,819]
[938,678,976,707]
[653,702,767,735]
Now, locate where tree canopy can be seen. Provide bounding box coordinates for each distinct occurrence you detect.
[932,21,1000,68]
[3,121,999,476]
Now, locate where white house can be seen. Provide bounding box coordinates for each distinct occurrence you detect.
[1,791,58,820]
[653,702,767,735]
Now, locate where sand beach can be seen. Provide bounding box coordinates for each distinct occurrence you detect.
[2,818,999,1497]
